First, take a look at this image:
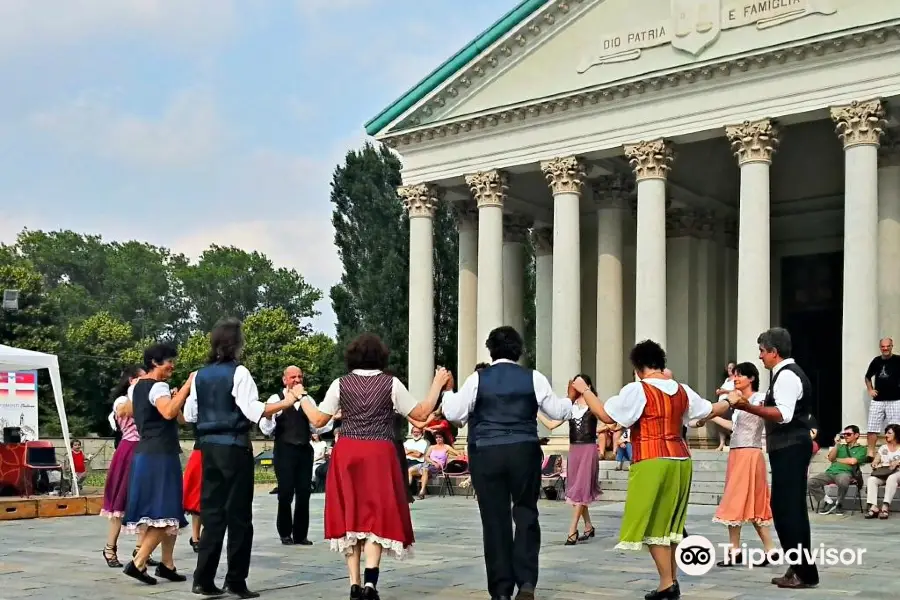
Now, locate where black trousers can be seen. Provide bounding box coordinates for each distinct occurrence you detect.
[273,441,313,541]
[470,441,543,598]
[769,439,819,584]
[194,444,255,588]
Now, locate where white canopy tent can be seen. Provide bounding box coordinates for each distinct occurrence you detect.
[0,344,79,496]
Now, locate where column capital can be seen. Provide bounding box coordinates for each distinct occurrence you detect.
[398,183,439,218]
[665,207,716,239]
[540,156,587,195]
[465,170,509,208]
[831,99,886,149]
[624,139,675,181]
[592,173,634,209]
[725,119,780,165]
[531,226,553,256]
[503,214,531,244]
[453,201,479,230]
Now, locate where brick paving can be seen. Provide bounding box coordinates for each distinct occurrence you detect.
[0,489,893,599]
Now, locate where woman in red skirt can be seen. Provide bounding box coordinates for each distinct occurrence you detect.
[182,430,203,552]
[297,333,450,600]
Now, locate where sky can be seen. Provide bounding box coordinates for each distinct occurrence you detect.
[0,0,517,335]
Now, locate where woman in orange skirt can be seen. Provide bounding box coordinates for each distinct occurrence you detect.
[182,433,203,552]
[701,362,776,567]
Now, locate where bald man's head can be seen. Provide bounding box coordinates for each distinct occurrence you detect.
[283,365,303,388]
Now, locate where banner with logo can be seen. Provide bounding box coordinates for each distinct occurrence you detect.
[0,371,39,440]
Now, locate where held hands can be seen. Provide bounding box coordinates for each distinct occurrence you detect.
[726,390,748,409]
[571,376,590,395]
[432,367,452,391]
[567,380,578,400]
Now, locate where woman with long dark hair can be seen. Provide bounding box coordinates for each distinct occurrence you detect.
[538,373,601,545]
[122,344,192,585]
[296,333,449,600]
[100,365,146,568]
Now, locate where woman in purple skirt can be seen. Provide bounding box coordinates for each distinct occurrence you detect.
[538,373,601,545]
[100,365,145,567]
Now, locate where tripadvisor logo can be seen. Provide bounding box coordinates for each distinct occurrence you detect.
[675,535,866,576]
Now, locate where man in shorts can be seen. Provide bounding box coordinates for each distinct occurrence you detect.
[864,338,900,459]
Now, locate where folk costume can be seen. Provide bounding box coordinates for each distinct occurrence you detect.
[603,378,714,550]
[182,432,202,517]
[101,395,140,519]
[565,405,601,505]
[442,359,573,600]
[184,362,267,594]
[259,390,334,543]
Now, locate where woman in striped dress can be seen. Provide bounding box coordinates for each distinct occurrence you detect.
[297,333,450,600]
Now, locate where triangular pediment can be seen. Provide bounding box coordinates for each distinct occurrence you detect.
[372,0,897,137]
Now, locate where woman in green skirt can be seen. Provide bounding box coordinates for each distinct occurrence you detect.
[572,340,731,600]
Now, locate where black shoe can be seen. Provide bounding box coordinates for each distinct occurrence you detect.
[189,537,200,553]
[192,582,225,596]
[155,563,187,582]
[350,584,363,599]
[515,583,535,600]
[123,561,157,585]
[578,526,595,541]
[280,536,295,545]
[224,584,261,599]
[565,532,578,546]
[717,551,742,567]
[361,586,380,600]
[492,597,512,600]
[295,538,313,546]
[644,584,680,599]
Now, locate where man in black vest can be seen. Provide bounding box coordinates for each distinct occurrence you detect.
[259,365,333,545]
[184,318,298,598]
[442,326,574,600]
[728,327,818,589]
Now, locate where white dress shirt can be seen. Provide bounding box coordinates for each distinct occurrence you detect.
[604,378,713,461]
[311,440,329,469]
[183,365,266,424]
[770,358,802,424]
[312,370,419,416]
[258,391,335,436]
[441,359,574,426]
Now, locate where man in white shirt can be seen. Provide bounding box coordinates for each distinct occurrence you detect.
[258,366,333,546]
[403,427,430,491]
[442,326,573,600]
[183,318,297,599]
[729,327,818,589]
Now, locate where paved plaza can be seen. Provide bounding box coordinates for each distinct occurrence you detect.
[0,489,893,600]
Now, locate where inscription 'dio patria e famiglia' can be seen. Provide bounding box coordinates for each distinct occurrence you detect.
[577,0,837,73]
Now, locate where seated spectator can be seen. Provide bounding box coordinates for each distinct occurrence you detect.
[311,432,331,491]
[808,424,866,515]
[865,423,900,519]
[615,427,632,471]
[405,427,430,492]
[421,407,455,446]
[415,433,459,500]
[597,423,615,458]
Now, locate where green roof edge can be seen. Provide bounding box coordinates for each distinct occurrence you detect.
[364,0,550,136]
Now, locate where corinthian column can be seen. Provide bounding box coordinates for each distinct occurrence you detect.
[465,170,508,362]
[725,119,779,390]
[832,99,886,432]
[532,227,553,378]
[878,133,900,341]
[399,183,438,401]
[624,139,674,349]
[541,156,586,394]
[455,202,478,381]
[502,215,529,346]
[594,175,631,400]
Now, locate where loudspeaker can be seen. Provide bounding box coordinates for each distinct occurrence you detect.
[3,427,21,444]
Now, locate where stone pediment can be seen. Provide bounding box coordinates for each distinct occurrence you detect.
[373,0,900,139]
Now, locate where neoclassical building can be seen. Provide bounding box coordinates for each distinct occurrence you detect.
[366,0,900,442]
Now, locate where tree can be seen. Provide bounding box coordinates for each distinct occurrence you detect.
[432,201,458,374]
[330,143,410,380]
[177,246,321,333]
[61,312,135,434]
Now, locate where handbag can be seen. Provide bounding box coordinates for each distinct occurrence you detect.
[870,465,896,480]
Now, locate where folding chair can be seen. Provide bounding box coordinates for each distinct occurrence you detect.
[440,458,471,498]
[808,478,866,514]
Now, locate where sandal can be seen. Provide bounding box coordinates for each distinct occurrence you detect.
[102,544,122,568]
[578,527,595,541]
[879,505,890,519]
[565,532,578,546]
[865,507,880,519]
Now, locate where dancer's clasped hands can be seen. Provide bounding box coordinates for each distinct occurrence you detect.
[726,390,748,409]
[432,367,453,391]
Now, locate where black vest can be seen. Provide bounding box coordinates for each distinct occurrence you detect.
[764,362,813,452]
[132,379,180,455]
[569,408,598,444]
[273,390,311,446]
[470,362,539,448]
[195,362,252,447]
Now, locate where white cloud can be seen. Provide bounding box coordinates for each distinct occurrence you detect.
[28,88,226,169]
[0,0,237,58]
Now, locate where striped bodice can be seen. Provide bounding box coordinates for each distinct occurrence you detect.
[631,382,690,462]
[338,372,395,440]
[114,396,140,442]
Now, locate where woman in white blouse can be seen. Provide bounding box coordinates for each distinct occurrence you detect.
[865,423,900,519]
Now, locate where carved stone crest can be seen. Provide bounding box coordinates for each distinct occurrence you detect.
[671,0,722,56]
